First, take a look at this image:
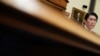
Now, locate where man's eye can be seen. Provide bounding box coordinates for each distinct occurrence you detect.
[89,18,93,20]
[94,19,96,21]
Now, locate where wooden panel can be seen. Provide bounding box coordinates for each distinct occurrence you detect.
[47,0,69,9]
[1,0,100,45]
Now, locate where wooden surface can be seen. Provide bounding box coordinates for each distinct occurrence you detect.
[0,0,100,54]
[46,0,69,9]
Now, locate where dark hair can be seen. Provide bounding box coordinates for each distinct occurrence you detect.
[84,12,98,21]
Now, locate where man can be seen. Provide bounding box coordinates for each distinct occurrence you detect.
[84,12,98,32]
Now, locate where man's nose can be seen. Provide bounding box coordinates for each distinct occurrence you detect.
[91,20,95,24]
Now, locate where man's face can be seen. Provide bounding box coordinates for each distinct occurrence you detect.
[85,15,97,30]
